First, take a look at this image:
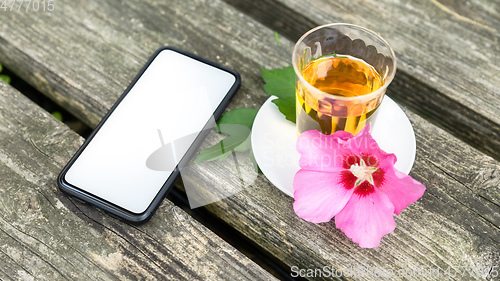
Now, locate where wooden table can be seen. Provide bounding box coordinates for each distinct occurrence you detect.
[0,0,498,280]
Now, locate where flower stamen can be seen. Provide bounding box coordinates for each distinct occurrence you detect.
[350,159,378,187]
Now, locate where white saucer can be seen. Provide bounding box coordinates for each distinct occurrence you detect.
[251,96,416,197]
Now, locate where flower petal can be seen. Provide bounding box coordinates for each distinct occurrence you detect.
[345,125,395,167]
[335,192,396,248]
[293,169,355,223]
[378,164,426,215]
[331,130,354,143]
[296,130,352,172]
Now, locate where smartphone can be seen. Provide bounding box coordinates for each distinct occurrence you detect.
[58,47,240,223]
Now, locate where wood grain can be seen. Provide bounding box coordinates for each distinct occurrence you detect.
[182,108,500,281]
[0,0,498,280]
[183,110,500,280]
[223,0,500,160]
[0,0,289,128]
[0,80,275,280]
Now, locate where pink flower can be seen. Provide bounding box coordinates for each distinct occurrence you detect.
[293,125,425,248]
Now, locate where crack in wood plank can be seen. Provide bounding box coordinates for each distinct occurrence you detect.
[0,77,277,279]
[430,0,497,32]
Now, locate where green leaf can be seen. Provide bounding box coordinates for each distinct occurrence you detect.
[194,123,250,164]
[195,146,232,163]
[217,107,258,129]
[261,66,296,123]
[51,111,63,121]
[233,133,251,152]
[0,74,11,84]
[249,149,262,174]
[0,62,3,72]
[271,97,295,123]
[194,108,259,164]
[261,66,295,99]
[274,31,281,46]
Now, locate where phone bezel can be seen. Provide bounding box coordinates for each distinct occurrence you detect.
[57,46,241,223]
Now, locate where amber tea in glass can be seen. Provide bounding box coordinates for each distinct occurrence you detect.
[293,23,397,135]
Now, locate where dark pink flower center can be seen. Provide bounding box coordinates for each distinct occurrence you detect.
[355,181,375,195]
[361,154,378,167]
[342,155,361,169]
[339,153,385,196]
[340,170,357,189]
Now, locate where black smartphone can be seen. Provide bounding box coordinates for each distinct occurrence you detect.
[58,47,240,223]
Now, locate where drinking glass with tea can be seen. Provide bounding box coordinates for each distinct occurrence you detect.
[293,23,397,135]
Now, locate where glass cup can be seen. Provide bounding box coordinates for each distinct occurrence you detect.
[292,23,397,135]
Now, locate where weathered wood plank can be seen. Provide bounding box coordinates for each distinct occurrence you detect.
[0,0,498,280]
[0,80,276,280]
[223,0,500,160]
[0,0,287,128]
[182,108,500,281]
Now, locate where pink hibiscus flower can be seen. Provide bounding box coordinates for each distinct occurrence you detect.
[293,125,426,248]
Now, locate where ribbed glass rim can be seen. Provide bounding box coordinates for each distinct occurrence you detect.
[292,23,397,101]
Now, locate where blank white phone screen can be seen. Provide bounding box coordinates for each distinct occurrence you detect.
[64,49,236,214]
